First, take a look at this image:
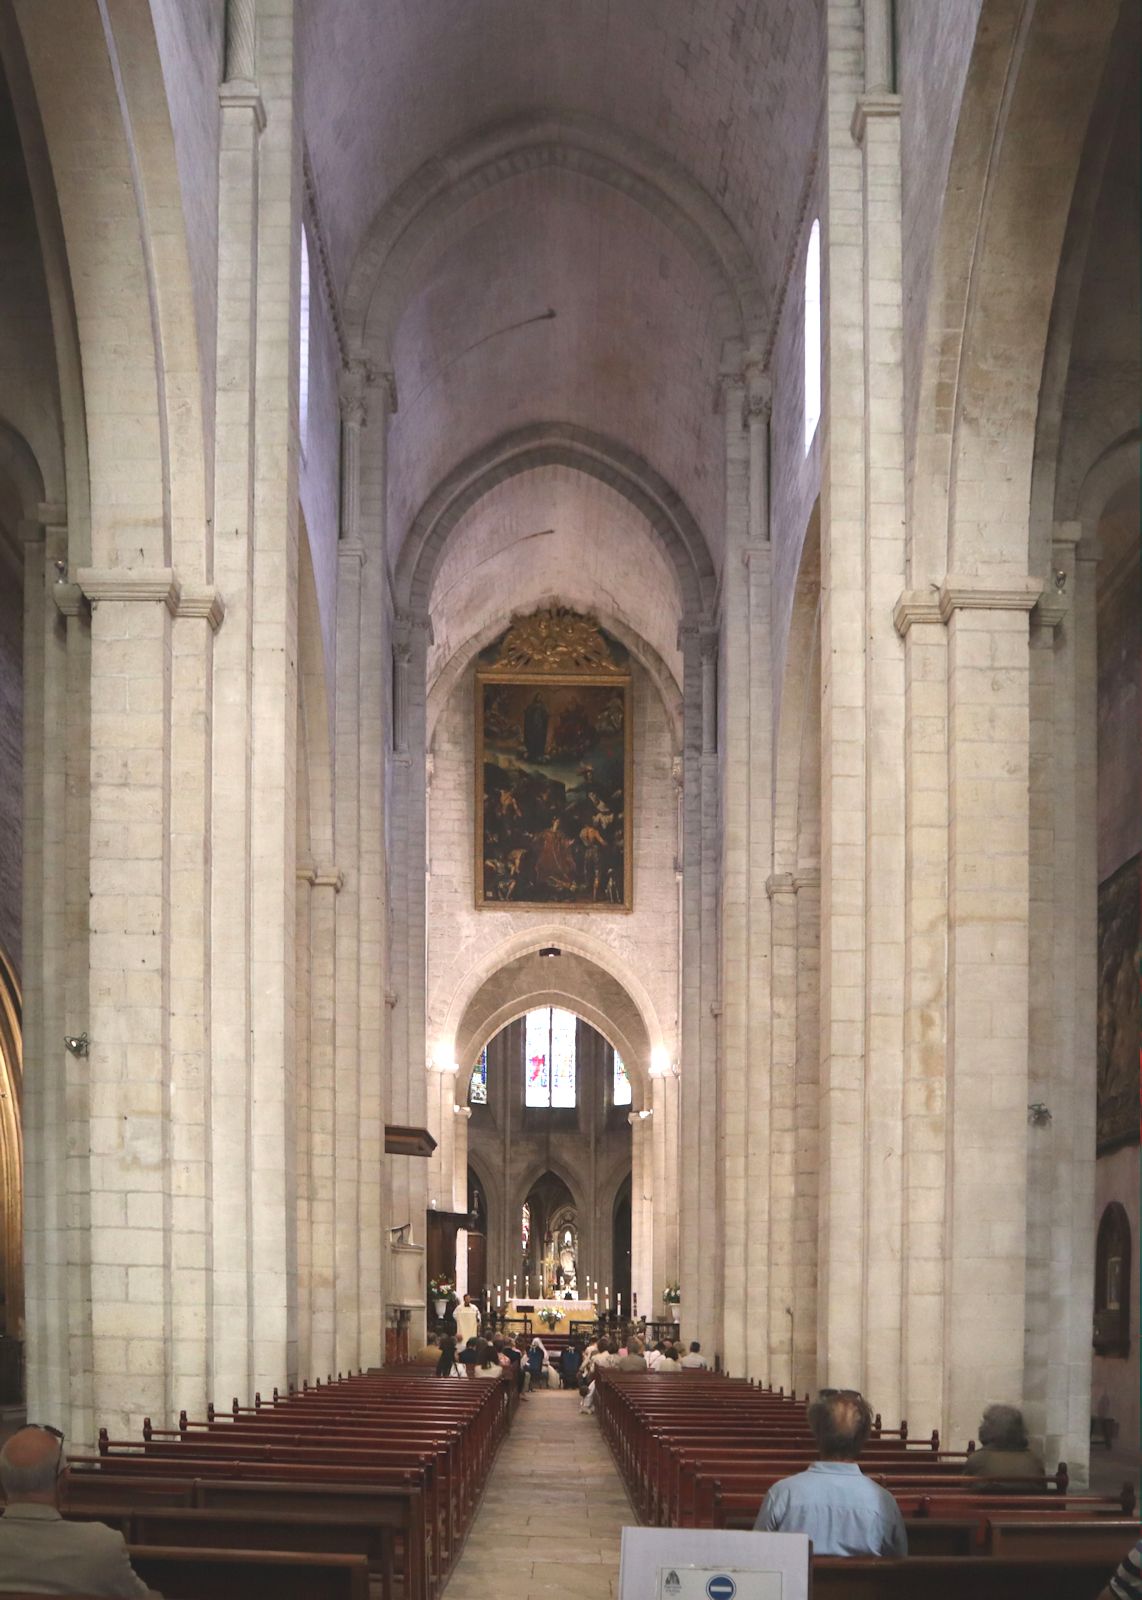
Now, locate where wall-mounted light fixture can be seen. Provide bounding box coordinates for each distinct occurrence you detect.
[64,1032,89,1058]
[1027,1102,1053,1127]
[539,945,561,959]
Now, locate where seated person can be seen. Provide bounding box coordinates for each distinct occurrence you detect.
[645,1340,667,1371]
[615,1337,647,1372]
[527,1338,553,1387]
[680,1340,709,1369]
[963,1404,1045,1483]
[435,1335,462,1376]
[657,1346,682,1373]
[470,1338,503,1377]
[754,1389,907,1557]
[560,1342,583,1389]
[412,1334,439,1365]
[0,1424,161,1596]
[456,1337,480,1366]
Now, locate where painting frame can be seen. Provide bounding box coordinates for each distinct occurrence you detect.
[475,668,633,913]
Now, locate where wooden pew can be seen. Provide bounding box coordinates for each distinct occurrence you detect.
[126,1545,370,1600]
[811,1554,1115,1599]
[69,1367,511,1600]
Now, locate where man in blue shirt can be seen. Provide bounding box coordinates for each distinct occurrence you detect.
[753,1389,907,1557]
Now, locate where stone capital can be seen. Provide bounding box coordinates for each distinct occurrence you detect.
[52,583,86,619]
[892,589,943,636]
[77,567,181,615]
[766,872,796,899]
[938,574,1043,623]
[218,81,266,130]
[851,91,901,145]
[312,866,345,892]
[178,584,226,631]
[338,361,373,427]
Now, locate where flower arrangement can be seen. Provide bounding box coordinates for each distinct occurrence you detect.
[429,1276,455,1300]
[663,1282,681,1305]
[537,1308,562,1330]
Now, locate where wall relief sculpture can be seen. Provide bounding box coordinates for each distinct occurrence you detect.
[476,609,631,910]
[1097,852,1140,1153]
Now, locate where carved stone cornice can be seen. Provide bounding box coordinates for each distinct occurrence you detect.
[851,91,901,145]
[36,501,66,529]
[52,583,86,619]
[1030,594,1068,633]
[894,577,1044,635]
[338,541,367,568]
[77,567,181,614]
[218,81,266,131]
[937,575,1043,622]
[892,590,943,637]
[311,867,345,893]
[178,584,226,631]
[75,567,225,629]
[766,869,819,898]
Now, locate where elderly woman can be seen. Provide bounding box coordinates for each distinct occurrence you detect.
[964,1405,1045,1482]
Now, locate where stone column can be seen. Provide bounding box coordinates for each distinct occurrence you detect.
[677,621,721,1357]
[209,33,264,1410]
[77,568,175,1439]
[354,370,390,1369]
[333,365,369,1376]
[22,510,85,1432]
[942,579,1041,1446]
[767,874,798,1393]
[792,873,821,1396]
[853,66,906,1424]
[303,865,338,1381]
[894,602,949,1431]
[818,0,868,1388]
[1025,529,1094,1477]
[627,1111,652,1319]
[717,368,751,1377]
[388,610,431,1343]
[294,867,313,1380]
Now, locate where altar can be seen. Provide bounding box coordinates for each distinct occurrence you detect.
[505,1297,597,1337]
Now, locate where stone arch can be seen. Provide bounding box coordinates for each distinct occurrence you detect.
[1075,430,1141,543]
[0,418,44,526]
[427,606,683,752]
[397,423,716,624]
[442,931,664,1093]
[908,0,1123,582]
[343,111,764,361]
[14,2,209,569]
[514,1159,588,1235]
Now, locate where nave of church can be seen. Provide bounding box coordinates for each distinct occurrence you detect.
[0,7,1137,1588]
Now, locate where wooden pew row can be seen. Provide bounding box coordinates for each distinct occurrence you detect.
[593,1370,1137,1590]
[126,1546,369,1600]
[71,1368,515,1600]
[90,1372,515,1590]
[812,1555,1116,1599]
[63,1502,400,1600]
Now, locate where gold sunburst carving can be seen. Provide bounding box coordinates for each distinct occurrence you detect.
[485,608,623,674]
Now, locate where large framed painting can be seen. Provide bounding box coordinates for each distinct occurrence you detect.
[476,610,631,910]
[1097,852,1140,1154]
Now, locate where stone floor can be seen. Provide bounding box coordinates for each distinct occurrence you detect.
[441,1385,634,1599]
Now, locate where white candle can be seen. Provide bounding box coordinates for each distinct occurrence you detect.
[617,1294,622,1316]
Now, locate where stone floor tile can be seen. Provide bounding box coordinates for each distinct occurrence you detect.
[442,1388,634,1597]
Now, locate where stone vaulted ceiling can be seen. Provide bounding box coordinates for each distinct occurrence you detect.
[301,0,823,623]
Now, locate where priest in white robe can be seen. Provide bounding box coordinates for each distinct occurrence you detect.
[453,1293,480,1346]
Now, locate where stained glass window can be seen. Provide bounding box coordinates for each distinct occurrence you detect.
[523,1007,577,1108]
[524,1009,550,1106]
[551,1008,576,1107]
[521,1201,531,1253]
[469,1047,487,1105]
[613,1050,632,1106]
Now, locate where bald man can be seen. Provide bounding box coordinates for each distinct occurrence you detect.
[0,1424,159,1596]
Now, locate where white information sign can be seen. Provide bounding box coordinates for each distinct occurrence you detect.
[619,1529,809,1600]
